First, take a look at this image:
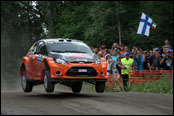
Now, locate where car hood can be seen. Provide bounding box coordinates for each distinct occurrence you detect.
[49,52,98,63]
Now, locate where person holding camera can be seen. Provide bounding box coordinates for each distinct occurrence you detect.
[160,48,173,70]
[134,50,145,70]
[110,49,120,75]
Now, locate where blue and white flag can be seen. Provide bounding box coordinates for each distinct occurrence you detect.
[137,13,152,37]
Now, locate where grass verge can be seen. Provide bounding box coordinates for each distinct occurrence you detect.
[128,78,173,94]
[82,79,173,94]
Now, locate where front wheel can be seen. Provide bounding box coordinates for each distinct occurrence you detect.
[44,70,55,92]
[95,81,106,93]
[21,71,33,92]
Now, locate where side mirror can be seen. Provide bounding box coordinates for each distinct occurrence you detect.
[34,51,39,54]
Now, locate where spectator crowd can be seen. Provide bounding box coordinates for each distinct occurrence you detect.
[92,39,173,75]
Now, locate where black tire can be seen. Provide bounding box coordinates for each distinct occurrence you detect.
[21,71,33,92]
[95,81,106,93]
[71,82,82,93]
[44,70,55,92]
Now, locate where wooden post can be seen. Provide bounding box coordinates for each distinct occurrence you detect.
[116,1,121,46]
[118,13,121,46]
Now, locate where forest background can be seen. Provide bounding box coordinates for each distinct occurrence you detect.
[1,1,173,86]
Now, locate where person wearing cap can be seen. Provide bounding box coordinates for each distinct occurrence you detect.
[155,48,161,54]
[118,52,134,91]
[147,48,161,70]
[160,48,173,70]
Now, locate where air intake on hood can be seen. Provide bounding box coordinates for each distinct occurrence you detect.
[59,40,64,42]
[66,39,72,42]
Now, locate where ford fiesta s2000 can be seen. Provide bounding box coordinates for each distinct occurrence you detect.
[20,39,107,93]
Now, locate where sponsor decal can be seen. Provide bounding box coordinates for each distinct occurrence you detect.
[71,55,84,58]
[49,61,54,63]
[78,69,87,72]
[40,66,43,70]
[49,60,54,63]
[57,64,67,67]
[79,62,84,64]
[29,44,35,51]
[47,41,55,44]
[98,65,102,68]
[37,56,43,62]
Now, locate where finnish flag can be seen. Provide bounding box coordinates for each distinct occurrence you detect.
[137,13,152,37]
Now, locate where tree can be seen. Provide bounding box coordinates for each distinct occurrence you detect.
[1,1,173,81]
[1,1,44,78]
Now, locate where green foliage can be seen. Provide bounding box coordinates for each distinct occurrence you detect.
[128,79,173,94]
[1,1,44,78]
[1,1,173,80]
[84,2,118,47]
[82,79,173,94]
[82,82,95,92]
[54,1,173,49]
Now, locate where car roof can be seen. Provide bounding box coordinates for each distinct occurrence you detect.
[38,38,83,43]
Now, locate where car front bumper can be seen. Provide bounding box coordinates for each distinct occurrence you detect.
[49,62,107,80]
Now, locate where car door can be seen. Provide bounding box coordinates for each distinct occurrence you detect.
[26,42,39,80]
[33,42,48,79]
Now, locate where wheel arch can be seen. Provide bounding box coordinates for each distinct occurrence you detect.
[20,56,30,78]
[43,59,50,71]
[41,58,50,81]
[20,63,26,77]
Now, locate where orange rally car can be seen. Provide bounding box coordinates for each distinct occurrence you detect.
[20,39,107,93]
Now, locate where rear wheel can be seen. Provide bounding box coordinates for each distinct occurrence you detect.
[44,70,55,92]
[71,82,82,93]
[21,71,33,92]
[95,81,106,93]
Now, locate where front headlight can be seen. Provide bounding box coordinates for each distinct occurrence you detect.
[55,58,67,65]
[95,58,101,65]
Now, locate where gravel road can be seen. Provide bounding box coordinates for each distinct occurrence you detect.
[1,88,173,115]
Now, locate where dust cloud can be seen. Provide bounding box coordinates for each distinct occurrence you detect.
[1,73,22,92]
[1,48,69,93]
[1,72,71,93]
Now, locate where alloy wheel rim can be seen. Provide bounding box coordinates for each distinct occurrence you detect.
[22,74,26,89]
[44,74,48,89]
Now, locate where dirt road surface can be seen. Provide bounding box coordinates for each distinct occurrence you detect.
[1,88,173,115]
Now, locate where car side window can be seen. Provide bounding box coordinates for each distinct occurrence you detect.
[38,43,48,56]
[29,43,38,52]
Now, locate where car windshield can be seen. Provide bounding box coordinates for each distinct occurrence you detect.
[47,42,93,53]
